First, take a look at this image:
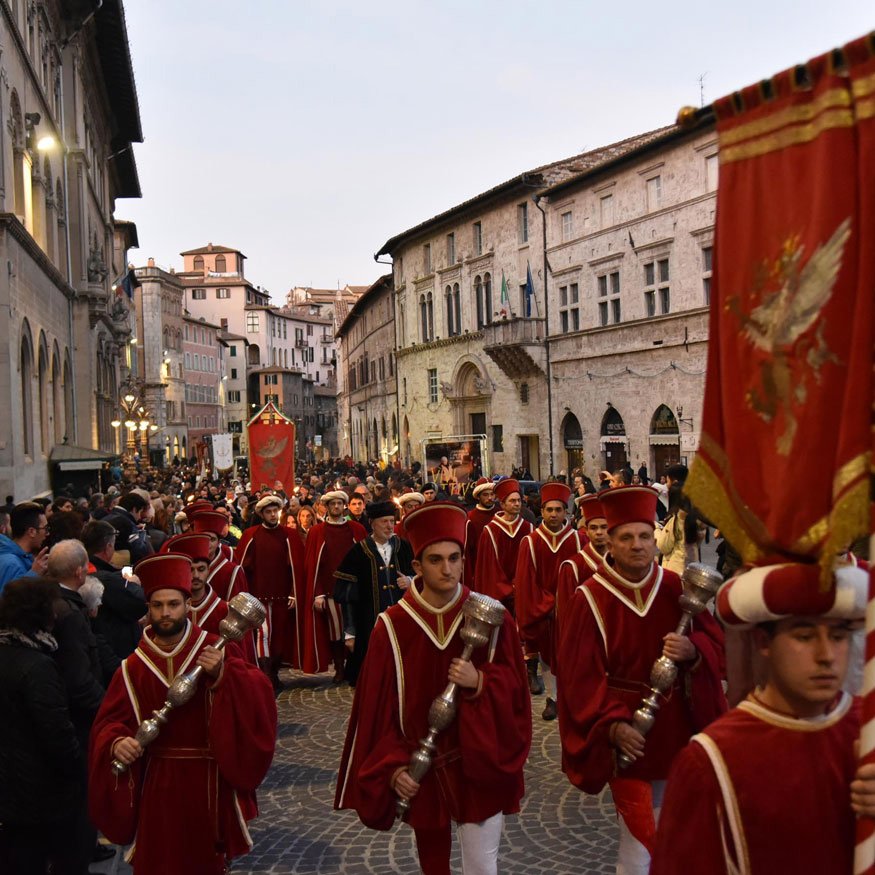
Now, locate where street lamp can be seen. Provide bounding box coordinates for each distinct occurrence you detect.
[111,377,156,460]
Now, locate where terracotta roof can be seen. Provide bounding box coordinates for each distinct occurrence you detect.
[180,243,245,257]
[376,125,675,255]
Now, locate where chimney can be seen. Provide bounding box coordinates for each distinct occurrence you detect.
[147,257,155,267]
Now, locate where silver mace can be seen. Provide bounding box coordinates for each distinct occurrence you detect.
[396,592,506,819]
[617,563,722,770]
[111,592,266,776]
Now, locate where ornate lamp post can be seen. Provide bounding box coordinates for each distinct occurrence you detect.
[111,377,158,461]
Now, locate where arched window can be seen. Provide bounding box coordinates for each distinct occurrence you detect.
[193,255,204,272]
[426,291,434,340]
[10,90,25,221]
[63,352,74,445]
[483,273,493,325]
[51,346,62,444]
[445,284,454,336]
[20,326,34,455]
[452,283,461,335]
[215,254,226,272]
[419,294,428,341]
[475,275,483,328]
[38,335,49,454]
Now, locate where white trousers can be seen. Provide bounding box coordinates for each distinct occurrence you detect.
[457,812,503,875]
[616,780,665,875]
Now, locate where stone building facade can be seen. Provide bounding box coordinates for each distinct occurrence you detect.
[377,130,668,477]
[335,274,397,462]
[0,0,142,498]
[183,313,226,447]
[542,124,717,480]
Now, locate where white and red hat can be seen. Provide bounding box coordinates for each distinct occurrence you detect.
[472,477,493,498]
[540,482,572,507]
[135,554,193,599]
[599,485,658,531]
[398,492,425,508]
[403,501,468,559]
[190,511,229,536]
[494,478,521,503]
[167,533,212,564]
[716,562,867,629]
[577,494,607,524]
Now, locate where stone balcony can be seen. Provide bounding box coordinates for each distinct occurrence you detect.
[482,316,547,379]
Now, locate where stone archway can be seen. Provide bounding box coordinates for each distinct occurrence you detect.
[561,411,584,472]
[451,359,490,436]
[600,406,628,471]
[649,404,680,475]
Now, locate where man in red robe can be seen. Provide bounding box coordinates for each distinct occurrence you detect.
[191,510,248,600]
[336,502,531,875]
[652,562,875,874]
[302,490,366,681]
[557,485,726,875]
[236,494,306,689]
[171,533,256,664]
[88,553,277,875]
[515,482,581,720]
[463,478,496,589]
[556,494,610,625]
[473,478,533,615]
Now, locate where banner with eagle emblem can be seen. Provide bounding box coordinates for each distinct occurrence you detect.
[686,36,873,579]
[247,401,296,492]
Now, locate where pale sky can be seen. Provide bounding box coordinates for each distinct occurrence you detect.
[120,1,872,300]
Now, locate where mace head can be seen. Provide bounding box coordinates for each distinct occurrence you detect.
[679,563,723,615]
[220,592,267,641]
[462,592,506,628]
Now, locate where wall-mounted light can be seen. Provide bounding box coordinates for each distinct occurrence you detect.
[676,405,694,429]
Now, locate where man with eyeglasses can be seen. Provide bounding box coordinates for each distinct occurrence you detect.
[0,502,49,593]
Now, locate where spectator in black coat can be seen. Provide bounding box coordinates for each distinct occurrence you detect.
[82,520,146,659]
[102,492,153,563]
[0,576,86,873]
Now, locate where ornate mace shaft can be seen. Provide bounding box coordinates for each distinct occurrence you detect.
[396,592,505,819]
[617,563,722,770]
[111,593,266,775]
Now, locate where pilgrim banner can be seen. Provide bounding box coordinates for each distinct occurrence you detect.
[686,39,873,578]
[212,433,234,471]
[247,401,296,492]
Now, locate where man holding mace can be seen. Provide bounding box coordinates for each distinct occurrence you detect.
[302,489,366,682]
[88,553,276,874]
[557,485,726,875]
[335,502,531,875]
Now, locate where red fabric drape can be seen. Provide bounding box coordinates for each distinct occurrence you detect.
[247,402,296,492]
[687,44,872,579]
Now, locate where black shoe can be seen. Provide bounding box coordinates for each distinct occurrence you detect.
[526,657,545,695]
[542,697,557,721]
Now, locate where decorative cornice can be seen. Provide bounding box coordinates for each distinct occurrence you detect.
[395,331,484,358]
[0,213,73,299]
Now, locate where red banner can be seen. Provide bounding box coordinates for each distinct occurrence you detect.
[247,402,296,492]
[686,40,873,579]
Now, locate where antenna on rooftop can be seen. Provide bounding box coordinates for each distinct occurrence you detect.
[698,72,708,108]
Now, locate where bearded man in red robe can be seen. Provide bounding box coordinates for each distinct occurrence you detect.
[336,502,531,875]
[558,485,726,875]
[88,553,276,875]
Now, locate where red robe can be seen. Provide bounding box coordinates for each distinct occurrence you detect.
[463,505,496,589]
[190,586,256,664]
[473,514,533,608]
[88,621,277,874]
[335,581,531,832]
[302,518,366,673]
[236,523,306,666]
[557,561,726,794]
[207,552,248,601]
[555,542,604,628]
[219,542,235,565]
[652,693,859,875]
[515,523,581,669]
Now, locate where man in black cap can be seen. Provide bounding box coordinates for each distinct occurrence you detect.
[332,501,414,686]
[422,483,438,502]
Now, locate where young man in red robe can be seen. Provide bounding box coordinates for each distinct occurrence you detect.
[191,510,248,600]
[515,481,581,720]
[556,494,610,624]
[557,485,726,875]
[302,490,366,681]
[473,477,533,615]
[336,502,531,875]
[463,478,496,589]
[236,494,306,689]
[88,553,277,875]
[652,562,875,874]
[171,533,255,663]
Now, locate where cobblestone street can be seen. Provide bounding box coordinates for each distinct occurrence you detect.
[230,672,618,875]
